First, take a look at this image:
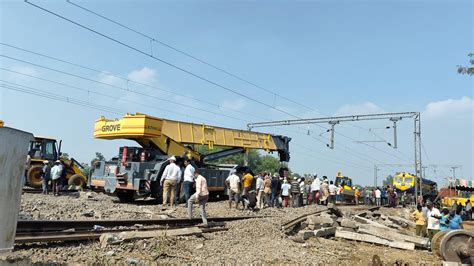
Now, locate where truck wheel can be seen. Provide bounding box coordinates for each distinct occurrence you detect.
[117,190,135,203]
[68,174,85,188]
[27,165,43,188]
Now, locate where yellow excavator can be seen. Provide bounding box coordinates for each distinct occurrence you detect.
[27,136,87,188]
[1,120,87,188]
[90,113,291,202]
[335,171,355,203]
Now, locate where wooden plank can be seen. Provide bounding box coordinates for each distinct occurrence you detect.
[335,229,415,250]
[358,224,429,247]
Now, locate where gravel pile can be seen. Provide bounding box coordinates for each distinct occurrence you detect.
[7,192,441,264]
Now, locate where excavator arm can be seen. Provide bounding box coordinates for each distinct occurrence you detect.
[94,113,290,162]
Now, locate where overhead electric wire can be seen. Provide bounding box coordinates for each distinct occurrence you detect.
[24,1,413,171]
[25,0,300,119]
[1,43,386,166]
[61,2,403,164]
[0,54,248,123]
[66,0,317,113]
[0,69,228,126]
[0,42,269,122]
[25,1,411,167]
[0,83,124,115]
[0,80,372,170]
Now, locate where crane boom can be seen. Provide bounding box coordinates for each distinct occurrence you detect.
[94,113,290,162]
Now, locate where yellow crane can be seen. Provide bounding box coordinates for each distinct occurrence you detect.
[91,113,291,202]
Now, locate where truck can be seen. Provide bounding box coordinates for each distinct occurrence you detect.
[90,113,291,202]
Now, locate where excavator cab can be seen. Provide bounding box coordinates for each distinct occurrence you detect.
[28,137,60,161]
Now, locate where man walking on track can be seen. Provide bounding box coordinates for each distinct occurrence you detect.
[188,169,209,226]
[160,156,182,210]
[182,159,195,207]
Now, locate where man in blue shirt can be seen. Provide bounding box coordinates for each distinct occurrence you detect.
[448,210,463,230]
[439,208,450,231]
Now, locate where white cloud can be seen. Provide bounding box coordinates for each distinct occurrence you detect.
[98,72,124,87]
[9,66,37,76]
[220,98,247,111]
[127,67,156,84]
[334,102,384,116]
[5,66,38,81]
[424,96,473,118]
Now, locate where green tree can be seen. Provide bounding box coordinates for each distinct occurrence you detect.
[255,155,281,174]
[382,174,394,187]
[60,152,69,159]
[457,53,474,75]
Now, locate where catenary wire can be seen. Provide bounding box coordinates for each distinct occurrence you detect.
[24,1,410,167]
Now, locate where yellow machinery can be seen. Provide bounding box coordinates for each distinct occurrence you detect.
[27,136,87,188]
[91,113,291,202]
[335,171,355,202]
[93,113,289,162]
[0,120,4,127]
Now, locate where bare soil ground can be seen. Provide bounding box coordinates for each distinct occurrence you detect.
[3,191,441,265]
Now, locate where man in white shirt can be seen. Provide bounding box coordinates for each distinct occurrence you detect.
[311,176,320,205]
[255,174,264,209]
[328,181,337,204]
[375,187,382,207]
[160,156,182,209]
[226,172,240,209]
[426,201,441,241]
[50,160,62,196]
[182,159,195,207]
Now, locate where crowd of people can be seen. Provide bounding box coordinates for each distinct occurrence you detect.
[224,171,357,209]
[411,200,471,242]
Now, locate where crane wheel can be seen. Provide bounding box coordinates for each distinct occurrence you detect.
[68,174,85,188]
[27,165,44,188]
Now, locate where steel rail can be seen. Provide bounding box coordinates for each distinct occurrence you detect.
[17,216,266,233]
[15,227,228,244]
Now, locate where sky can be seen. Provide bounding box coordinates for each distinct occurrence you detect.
[1,0,472,186]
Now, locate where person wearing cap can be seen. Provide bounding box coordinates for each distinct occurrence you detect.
[426,201,441,241]
[41,160,51,194]
[160,156,182,209]
[50,160,62,196]
[187,169,209,226]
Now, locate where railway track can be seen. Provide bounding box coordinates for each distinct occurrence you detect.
[17,216,263,233]
[15,215,265,244]
[15,226,228,244]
